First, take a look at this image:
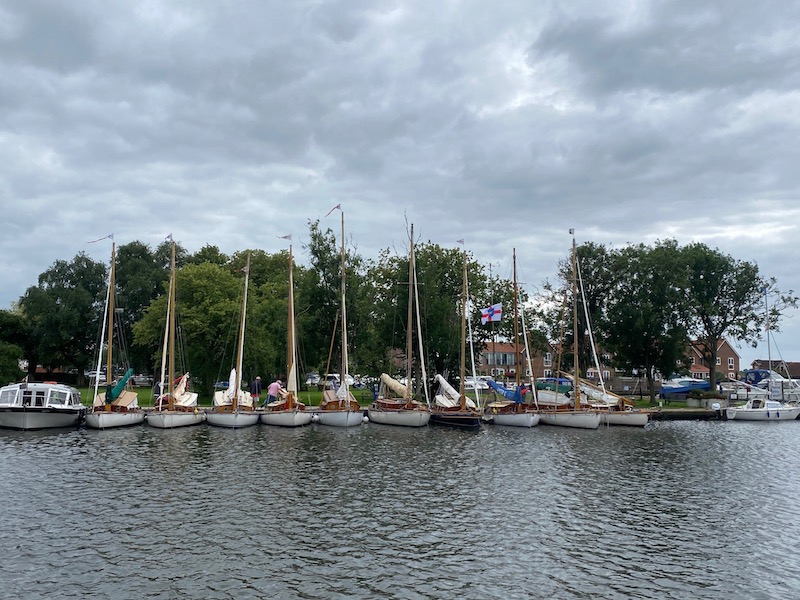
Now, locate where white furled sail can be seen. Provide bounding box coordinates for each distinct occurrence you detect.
[380,373,409,397]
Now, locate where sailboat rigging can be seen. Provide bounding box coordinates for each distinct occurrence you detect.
[368,223,431,427]
[147,237,205,429]
[207,253,260,428]
[317,208,363,427]
[86,237,145,429]
[486,248,540,427]
[262,239,313,427]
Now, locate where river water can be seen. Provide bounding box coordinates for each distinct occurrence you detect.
[1,419,799,599]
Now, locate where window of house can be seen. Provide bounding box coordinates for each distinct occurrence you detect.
[603,370,610,380]
[728,372,736,379]
[543,369,552,377]
[691,357,695,364]
[716,357,721,365]
[728,357,734,368]
[544,352,552,367]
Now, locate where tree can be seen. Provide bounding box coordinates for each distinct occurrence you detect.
[116,240,169,373]
[133,262,242,398]
[189,244,229,266]
[540,241,616,376]
[18,253,107,381]
[602,241,690,404]
[0,309,26,384]
[681,243,796,390]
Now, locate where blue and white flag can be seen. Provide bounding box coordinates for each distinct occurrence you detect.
[481,302,502,324]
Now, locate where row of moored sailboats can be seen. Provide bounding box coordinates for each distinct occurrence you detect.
[1,225,649,431]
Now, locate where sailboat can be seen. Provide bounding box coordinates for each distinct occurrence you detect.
[317,209,363,427]
[539,231,601,430]
[207,254,260,428]
[85,237,145,429]
[261,239,313,427]
[566,252,649,427]
[430,244,482,429]
[368,224,431,427]
[147,238,205,429]
[726,287,800,421]
[486,248,540,427]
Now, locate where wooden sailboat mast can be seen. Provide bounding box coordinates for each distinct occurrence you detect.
[459,251,468,411]
[105,241,116,404]
[571,230,581,410]
[513,248,521,390]
[286,243,297,409]
[233,254,251,411]
[339,211,350,407]
[168,239,176,411]
[405,224,414,403]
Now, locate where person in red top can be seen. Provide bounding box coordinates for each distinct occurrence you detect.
[264,378,284,407]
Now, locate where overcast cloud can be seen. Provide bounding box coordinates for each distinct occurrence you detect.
[2,0,799,367]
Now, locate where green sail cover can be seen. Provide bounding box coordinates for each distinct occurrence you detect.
[106,368,134,402]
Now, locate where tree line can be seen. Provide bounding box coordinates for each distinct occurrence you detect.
[0,224,794,404]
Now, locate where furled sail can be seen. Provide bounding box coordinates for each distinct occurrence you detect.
[380,373,409,397]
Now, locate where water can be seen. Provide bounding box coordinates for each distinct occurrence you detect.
[1,420,799,599]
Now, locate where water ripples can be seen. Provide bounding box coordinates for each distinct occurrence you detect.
[2,420,800,598]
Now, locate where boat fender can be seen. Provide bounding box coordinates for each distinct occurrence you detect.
[312,414,320,423]
[362,415,369,423]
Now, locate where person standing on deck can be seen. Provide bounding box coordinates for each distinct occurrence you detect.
[264,378,284,407]
[250,376,262,405]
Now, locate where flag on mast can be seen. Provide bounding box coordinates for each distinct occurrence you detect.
[481,302,502,324]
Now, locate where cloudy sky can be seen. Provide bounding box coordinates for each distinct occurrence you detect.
[2,0,799,368]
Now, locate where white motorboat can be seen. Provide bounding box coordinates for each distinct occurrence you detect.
[726,398,800,421]
[0,381,85,430]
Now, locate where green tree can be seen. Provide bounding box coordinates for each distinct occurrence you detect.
[189,244,229,266]
[19,253,107,380]
[0,309,26,384]
[540,241,616,376]
[134,262,243,398]
[116,240,169,373]
[602,241,690,404]
[681,243,796,390]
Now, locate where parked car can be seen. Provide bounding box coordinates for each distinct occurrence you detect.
[305,373,321,386]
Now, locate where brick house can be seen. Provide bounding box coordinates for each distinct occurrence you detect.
[750,359,800,378]
[477,341,618,383]
[687,339,740,381]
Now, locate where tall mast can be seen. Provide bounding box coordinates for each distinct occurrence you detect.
[571,230,581,410]
[287,243,297,408]
[340,211,350,406]
[459,250,467,410]
[405,224,414,402]
[234,254,251,410]
[512,248,522,389]
[168,239,176,411]
[105,241,116,402]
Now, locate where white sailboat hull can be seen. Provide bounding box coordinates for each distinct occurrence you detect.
[260,410,313,427]
[147,411,206,429]
[600,410,649,427]
[206,411,260,428]
[317,410,363,427]
[540,411,602,429]
[492,412,540,427]
[85,411,145,429]
[726,406,800,421]
[367,408,430,427]
[0,407,84,431]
